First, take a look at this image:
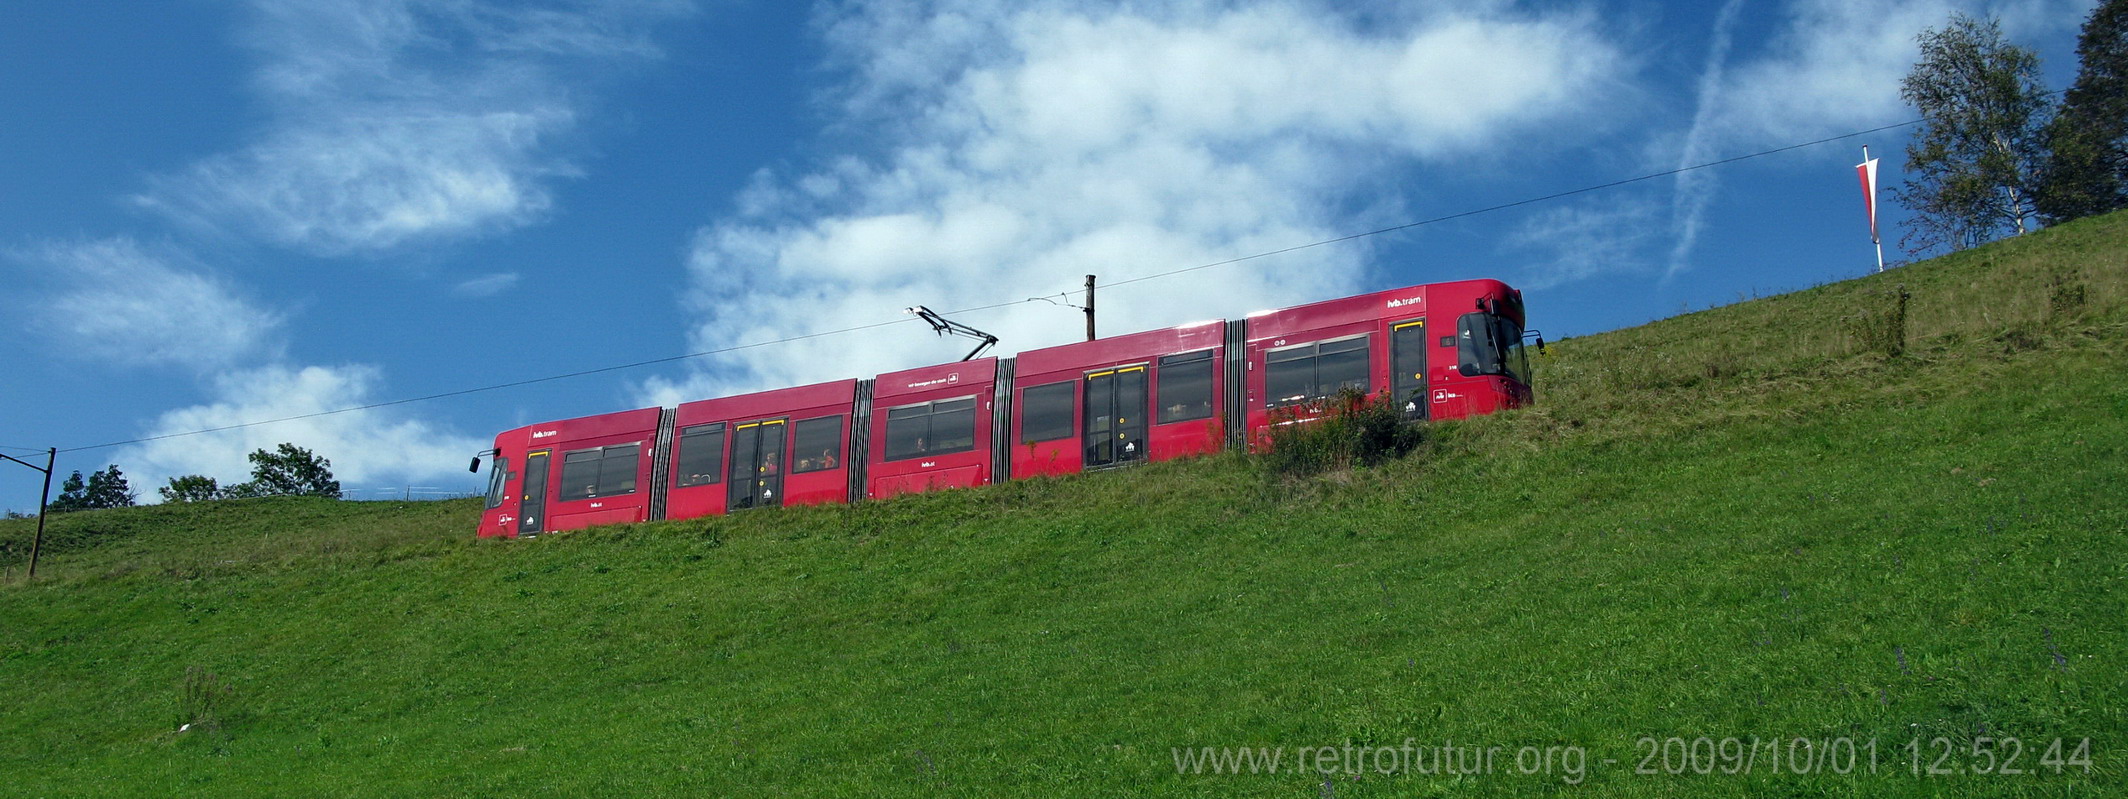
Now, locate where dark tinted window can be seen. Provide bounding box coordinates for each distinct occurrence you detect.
[1457,314,1488,375]
[1157,351,1215,423]
[560,450,599,500]
[484,456,510,509]
[1496,315,1529,386]
[1264,345,1316,407]
[1021,382,1076,442]
[884,404,928,462]
[1317,337,1371,395]
[559,443,641,501]
[675,423,725,487]
[929,397,978,454]
[520,452,549,534]
[1458,313,1525,379]
[1392,321,1429,419]
[603,445,640,495]
[883,397,980,461]
[790,416,844,473]
[1263,335,1373,407]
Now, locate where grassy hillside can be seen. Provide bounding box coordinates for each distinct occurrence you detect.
[4,212,2125,797]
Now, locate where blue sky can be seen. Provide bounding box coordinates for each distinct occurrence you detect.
[0,0,2093,507]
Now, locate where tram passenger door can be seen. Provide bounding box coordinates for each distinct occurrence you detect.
[519,450,549,535]
[1392,318,1429,420]
[1084,366,1147,468]
[727,419,786,510]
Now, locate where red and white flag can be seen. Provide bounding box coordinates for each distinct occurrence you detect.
[1856,153,1880,245]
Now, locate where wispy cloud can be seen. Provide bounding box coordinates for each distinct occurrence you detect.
[115,364,484,495]
[1505,196,1664,290]
[1665,0,1748,278]
[35,2,666,494]
[8,242,489,493]
[1708,0,2081,149]
[135,0,690,256]
[1656,0,2083,278]
[646,1,1630,403]
[452,271,521,297]
[12,238,283,372]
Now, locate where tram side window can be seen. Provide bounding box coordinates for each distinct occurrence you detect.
[884,397,980,461]
[1264,346,1315,407]
[560,450,598,500]
[1157,351,1214,423]
[790,416,844,473]
[929,398,977,453]
[1317,337,1370,395]
[885,405,926,461]
[1021,382,1076,443]
[559,443,641,501]
[675,423,725,487]
[484,456,510,509]
[1263,335,1373,408]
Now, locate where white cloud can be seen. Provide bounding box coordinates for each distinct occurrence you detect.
[136,0,689,256]
[1665,0,1748,278]
[116,364,485,498]
[1505,197,1663,290]
[1710,0,2085,148]
[1648,0,2085,278]
[452,271,521,297]
[16,238,283,371]
[652,1,1629,401]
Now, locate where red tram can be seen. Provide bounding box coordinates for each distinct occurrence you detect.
[477,278,1532,537]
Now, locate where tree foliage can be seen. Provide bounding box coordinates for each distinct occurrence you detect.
[1895,14,2053,255]
[49,471,89,512]
[86,465,136,508]
[217,481,268,500]
[2039,0,2128,223]
[48,466,136,511]
[159,475,222,503]
[240,443,342,499]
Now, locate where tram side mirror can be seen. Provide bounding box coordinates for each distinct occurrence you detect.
[468,456,483,474]
[1522,329,1548,356]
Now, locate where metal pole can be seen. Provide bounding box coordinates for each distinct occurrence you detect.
[28,448,53,580]
[1084,274,1096,342]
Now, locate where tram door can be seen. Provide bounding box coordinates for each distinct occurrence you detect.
[519,450,549,535]
[1083,366,1148,468]
[1391,318,1429,420]
[727,419,786,510]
